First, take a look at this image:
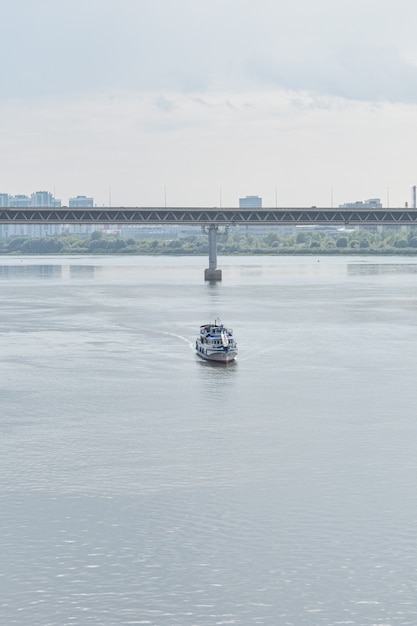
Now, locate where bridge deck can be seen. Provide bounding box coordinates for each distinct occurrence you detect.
[0,207,417,225]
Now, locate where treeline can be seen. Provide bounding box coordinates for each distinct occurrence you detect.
[2,228,417,255]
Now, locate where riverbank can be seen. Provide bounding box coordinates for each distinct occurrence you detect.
[2,228,417,255]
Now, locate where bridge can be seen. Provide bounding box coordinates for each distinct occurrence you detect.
[1,206,416,280]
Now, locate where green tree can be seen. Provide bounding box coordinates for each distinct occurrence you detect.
[264,232,279,246]
[336,237,348,248]
[296,231,308,244]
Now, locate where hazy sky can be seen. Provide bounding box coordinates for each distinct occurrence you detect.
[2,0,417,207]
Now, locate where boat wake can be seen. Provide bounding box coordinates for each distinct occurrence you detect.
[161,331,190,343]
[161,331,195,351]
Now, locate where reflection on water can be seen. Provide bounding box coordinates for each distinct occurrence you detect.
[2,256,417,284]
[0,264,96,280]
[348,262,417,275]
[69,265,95,278]
[0,257,204,282]
[0,264,62,279]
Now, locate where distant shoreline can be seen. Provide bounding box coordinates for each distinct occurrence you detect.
[1,230,417,256]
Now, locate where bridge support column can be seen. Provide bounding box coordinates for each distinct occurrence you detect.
[204,224,222,281]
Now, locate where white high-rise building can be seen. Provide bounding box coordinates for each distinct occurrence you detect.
[31,191,61,207]
[9,194,32,207]
[239,195,262,208]
[338,198,382,209]
[69,195,94,207]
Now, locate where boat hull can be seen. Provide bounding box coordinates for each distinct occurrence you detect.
[196,341,237,363]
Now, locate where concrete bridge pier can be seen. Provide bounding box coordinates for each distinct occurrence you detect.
[204,224,222,281]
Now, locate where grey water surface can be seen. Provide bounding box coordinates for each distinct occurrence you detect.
[1,255,417,626]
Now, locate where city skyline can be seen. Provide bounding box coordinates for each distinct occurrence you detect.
[0,191,94,208]
[0,189,399,209]
[2,1,417,208]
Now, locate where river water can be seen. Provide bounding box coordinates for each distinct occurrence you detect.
[1,255,417,626]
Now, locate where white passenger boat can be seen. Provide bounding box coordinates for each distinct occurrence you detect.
[195,318,238,363]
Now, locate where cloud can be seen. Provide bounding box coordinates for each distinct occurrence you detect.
[2,0,417,103]
[248,43,417,103]
[153,96,176,113]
